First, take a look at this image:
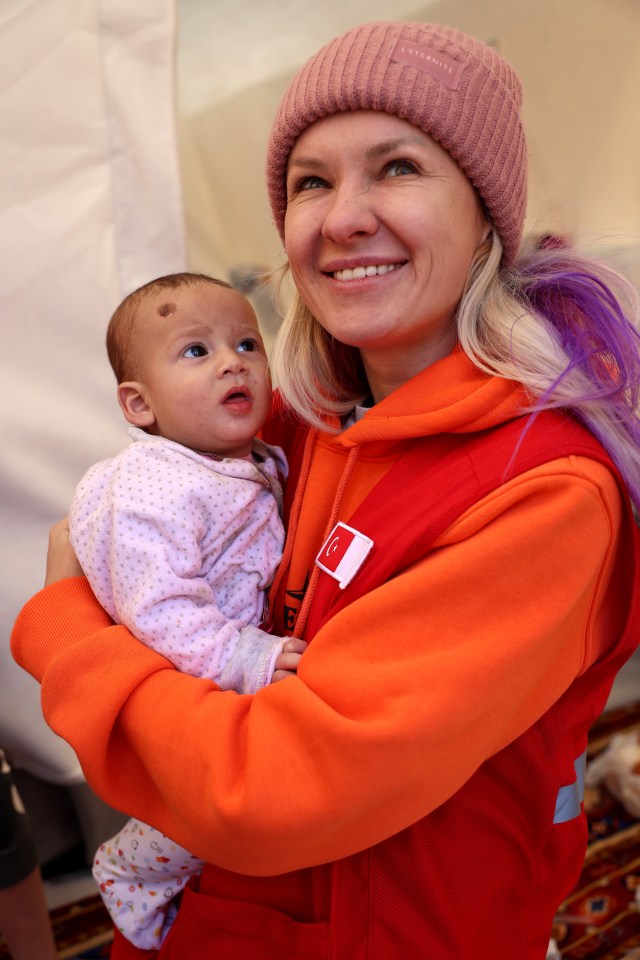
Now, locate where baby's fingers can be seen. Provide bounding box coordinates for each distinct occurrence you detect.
[282,637,307,655]
[271,638,307,683]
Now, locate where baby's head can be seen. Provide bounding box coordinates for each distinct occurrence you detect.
[106,273,272,459]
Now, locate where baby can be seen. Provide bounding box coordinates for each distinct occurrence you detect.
[69,272,303,949]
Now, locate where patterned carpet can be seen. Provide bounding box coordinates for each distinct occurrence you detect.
[0,891,113,959]
[51,895,113,959]
[553,700,640,958]
[1,702,640,959]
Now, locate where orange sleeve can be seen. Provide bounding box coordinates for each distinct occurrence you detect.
[11,457,627,876]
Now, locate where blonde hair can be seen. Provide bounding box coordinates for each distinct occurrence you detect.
[269,266,369,432]
[271,233,640,506]
[457,235,640,505]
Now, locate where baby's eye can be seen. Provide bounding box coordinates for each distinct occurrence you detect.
[385,159,418,177]
[237,339,258,353]
[182,343,207,358]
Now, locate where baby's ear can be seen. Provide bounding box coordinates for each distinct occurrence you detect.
[117,382,156,428]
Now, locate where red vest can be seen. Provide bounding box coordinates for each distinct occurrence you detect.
[111,413,640,960]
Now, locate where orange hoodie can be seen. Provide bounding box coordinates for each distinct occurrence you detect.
[11,348,630,878]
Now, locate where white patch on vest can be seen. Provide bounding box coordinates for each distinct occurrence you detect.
[316,522,374,589]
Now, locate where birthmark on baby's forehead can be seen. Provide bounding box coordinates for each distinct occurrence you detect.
[158,302,177,317]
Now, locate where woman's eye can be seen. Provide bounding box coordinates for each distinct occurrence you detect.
[291,175,328,195]
[386,159,418,177]
[182,344,207,358]
[237,339,257,353]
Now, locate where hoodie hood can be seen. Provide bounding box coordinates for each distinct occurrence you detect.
[334,347,529,448]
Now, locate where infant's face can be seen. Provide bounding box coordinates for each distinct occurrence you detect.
[133,283,271,459]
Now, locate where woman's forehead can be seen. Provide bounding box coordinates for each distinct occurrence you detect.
[289,111,438,159]
[286,110,453,180]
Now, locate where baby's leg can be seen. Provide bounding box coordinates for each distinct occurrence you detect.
[93,818,205,950]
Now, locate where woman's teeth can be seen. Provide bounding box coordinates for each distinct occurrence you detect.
[333,263,399,281]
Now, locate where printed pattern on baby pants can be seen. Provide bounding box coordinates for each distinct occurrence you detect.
[93,819,205,950]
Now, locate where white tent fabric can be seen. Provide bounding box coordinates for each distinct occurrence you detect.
[1,0,187,782]
[1,0,639,787]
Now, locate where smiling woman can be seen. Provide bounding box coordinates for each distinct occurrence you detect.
[283,111,489,399]
[11,19,640,960]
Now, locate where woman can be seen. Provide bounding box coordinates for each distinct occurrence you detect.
[11,20,640,959]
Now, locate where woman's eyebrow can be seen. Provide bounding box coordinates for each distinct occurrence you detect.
[287,155,326,171]
[365,136,425,159]
[289,136,426,170]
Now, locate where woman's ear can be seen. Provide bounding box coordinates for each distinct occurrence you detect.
[117,382,156,428]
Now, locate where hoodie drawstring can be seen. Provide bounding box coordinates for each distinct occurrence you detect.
[292,443,360,640]
[266,427,317,630]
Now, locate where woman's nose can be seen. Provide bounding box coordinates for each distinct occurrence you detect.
[321,185,379,244]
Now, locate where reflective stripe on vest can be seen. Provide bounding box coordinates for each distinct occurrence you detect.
[553,750,587,823]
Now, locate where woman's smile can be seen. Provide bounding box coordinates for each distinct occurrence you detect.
[328,261,404,282]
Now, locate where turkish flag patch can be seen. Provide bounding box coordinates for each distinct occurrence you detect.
[315,522,374,589]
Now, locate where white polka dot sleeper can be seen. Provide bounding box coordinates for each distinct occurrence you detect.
[69,427,287,686]
[68,427,288,949]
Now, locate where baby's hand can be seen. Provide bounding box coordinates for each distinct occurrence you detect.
[45,517,84,585]
[271,637,307,683]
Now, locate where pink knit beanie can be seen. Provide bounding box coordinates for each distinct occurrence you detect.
[266,20,527,265]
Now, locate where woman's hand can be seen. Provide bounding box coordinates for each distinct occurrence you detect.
[45,518,84,586]
[271,637,307,682]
